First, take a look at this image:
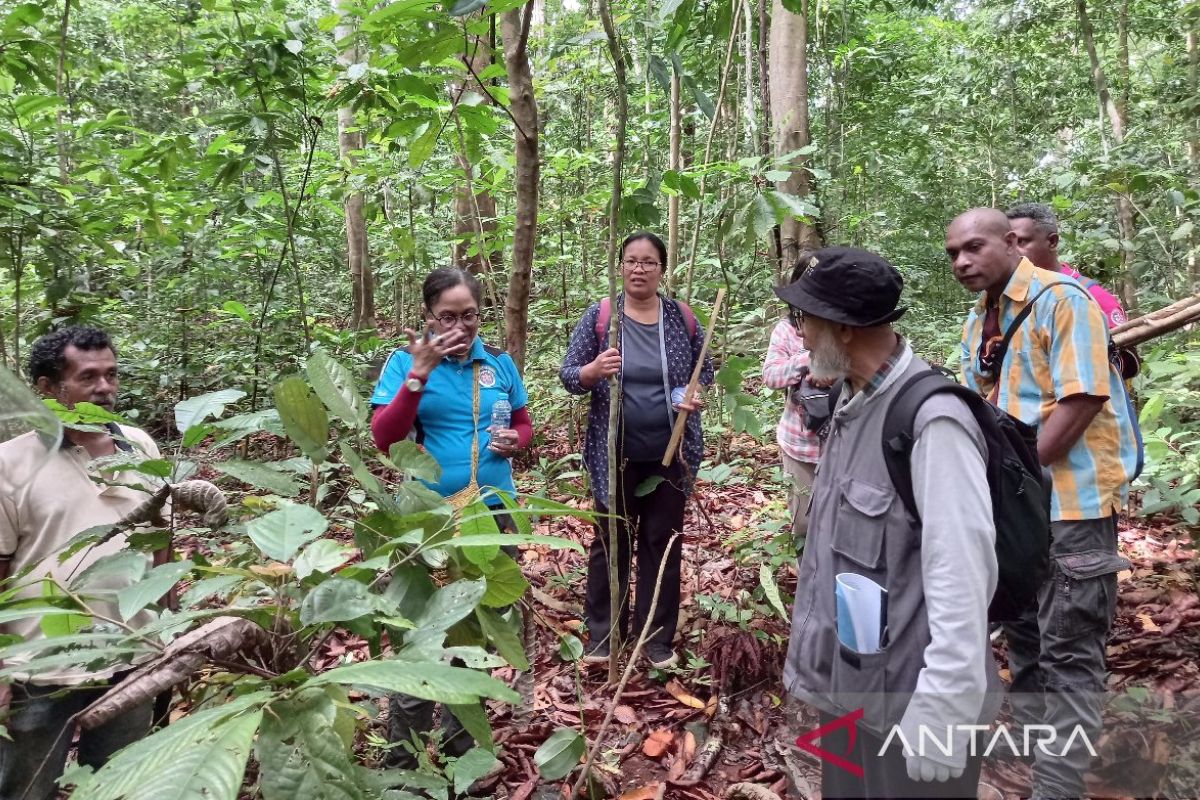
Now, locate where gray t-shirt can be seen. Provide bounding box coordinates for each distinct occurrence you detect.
[620,318,672,460]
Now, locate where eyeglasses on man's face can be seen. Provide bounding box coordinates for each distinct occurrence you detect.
[789,308,806,329]
[431,309,481,327]
[622,258,661,272]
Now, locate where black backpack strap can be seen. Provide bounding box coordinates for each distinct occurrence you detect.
[882,371,1003,523]
[987,281,1087,376]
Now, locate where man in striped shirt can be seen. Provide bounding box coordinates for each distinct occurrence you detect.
[947,208,1139,799]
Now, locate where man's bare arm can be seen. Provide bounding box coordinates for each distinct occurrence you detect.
[1038,394,1106,466]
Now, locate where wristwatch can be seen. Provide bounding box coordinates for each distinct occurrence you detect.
[404,372,427,393]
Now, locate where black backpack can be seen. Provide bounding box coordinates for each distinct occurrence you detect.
[881,370,1052,623]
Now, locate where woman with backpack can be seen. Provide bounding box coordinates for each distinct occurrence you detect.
[369,267,532,767]
[559,231,713,669]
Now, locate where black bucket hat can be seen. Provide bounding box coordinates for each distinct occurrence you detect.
[773,246,907,327]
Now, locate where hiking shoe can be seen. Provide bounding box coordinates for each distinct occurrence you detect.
[583,640,610,664]
[644,643,678,670]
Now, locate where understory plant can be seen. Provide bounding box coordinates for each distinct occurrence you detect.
[0,349,584,799]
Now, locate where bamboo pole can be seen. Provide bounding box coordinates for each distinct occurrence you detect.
[1111,293,1200,348]
[663,288,725,467]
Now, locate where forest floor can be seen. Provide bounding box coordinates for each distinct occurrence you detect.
[455,425,1200,800]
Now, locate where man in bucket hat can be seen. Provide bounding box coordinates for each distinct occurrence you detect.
[779,247,1000,799]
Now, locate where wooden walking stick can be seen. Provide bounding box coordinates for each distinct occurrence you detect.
[663,287,725,467]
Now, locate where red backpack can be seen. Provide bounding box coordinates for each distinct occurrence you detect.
[593,297,698,347]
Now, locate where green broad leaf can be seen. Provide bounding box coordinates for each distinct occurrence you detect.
[210,409,285,449]
[382,563,436,621]
[452,747,500,794]
[215,459,301,497]
[255,689,361,800]
[534,727,585,781]
[1170,220,1193,242]
[459,500,500,566]
[179,574,245,607]
[44,399,127,427]
[408,122,440,169]
[273,377,329,463]
[293,539,353,580]
[682,74,714,120]
[443,646,507,669]
[310,661,520,704]
[174,389,247,436]
[448,0,488,15]
[445,702,494,752]
[764,169,791,182]
[758,562,788,620]
[306,349,365,427]
[283,39,303,55]
[658,0,685,20]
[245,502,329,562]
[481,554,529,608]
[476,606,529,671]
[67,693,269,800]
[559,633,584,662]
[635,476,665,497]
[396,481,452,514]
[387,440,442,483]
[339,443,395,511]
[220,300,251,321]
[117,561,193,621]
[0,604,91,626]
[768,189,820,221]
[39,582,91,637]
[493,492,533,537]
[0,646,148,677]
[299,578,375,625]
[70,551,148,591]
[413,579,487,632]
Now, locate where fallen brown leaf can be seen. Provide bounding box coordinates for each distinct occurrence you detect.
[614,705,638,725]
[665,679,706,710]
[643,728,675,759]
[1136,613,1161,633]
[683,730,697,761]
[618,784,662,800]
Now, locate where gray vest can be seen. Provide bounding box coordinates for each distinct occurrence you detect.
[782,349,991,734]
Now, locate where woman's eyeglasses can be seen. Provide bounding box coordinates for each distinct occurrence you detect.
[622,258,661,272]
[789,309,805,330]
[433,310,481,326]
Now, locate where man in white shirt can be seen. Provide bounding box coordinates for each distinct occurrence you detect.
[0,327,166,800]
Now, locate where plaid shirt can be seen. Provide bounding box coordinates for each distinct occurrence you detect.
[762,320,821,463]
[961,258,1138,520]
[857,335,905,400]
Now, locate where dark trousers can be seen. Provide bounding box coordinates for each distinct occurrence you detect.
[1003,516,1122,799]
[0,678,153,800]
[387,514,518,769]
[585,459,687,649]
[818,713,983,799]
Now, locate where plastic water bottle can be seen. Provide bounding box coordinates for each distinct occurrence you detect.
[491,397,512,432]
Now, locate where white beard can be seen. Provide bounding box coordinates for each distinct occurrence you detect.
[809,335,851,383]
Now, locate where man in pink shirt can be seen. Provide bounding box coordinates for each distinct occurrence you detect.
[1006,203,1141,381]
[1005,203,1128,328]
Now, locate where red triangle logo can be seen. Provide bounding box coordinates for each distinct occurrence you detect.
[794,707,865,777]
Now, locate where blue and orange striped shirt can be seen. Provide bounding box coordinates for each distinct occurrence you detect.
[961,258,1138,521]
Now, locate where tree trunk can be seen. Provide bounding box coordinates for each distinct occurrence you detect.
[453,38,500,273]
[1077,0,1138,312]
[666,66,682,293]
[334,0,375,330]
[502,2,539,372]
[599,0,627,686]
[768,0,821,281]
[1188,27,1198,292]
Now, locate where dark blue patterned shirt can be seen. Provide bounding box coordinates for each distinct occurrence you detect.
[559,294,714,500]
